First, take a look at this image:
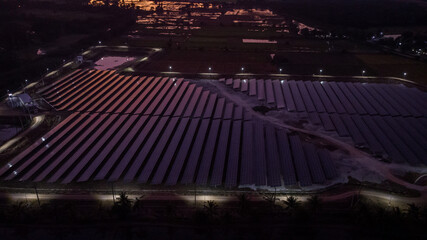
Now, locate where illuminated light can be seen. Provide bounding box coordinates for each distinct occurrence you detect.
[279,68,282,72]
[45,144,49,148]
[208,67,212,71]
[169,66,172,70]
[241,67,245,71]
[281,80,284,84]
[13,171,17,175]
[319,69,323,74]
[403,72,407,76]
[139,57,148,62]
[46,70,58,77]
[98,41,102,44]
[7,163,12,168]
[41,137,45,142]
[320,81,324,84]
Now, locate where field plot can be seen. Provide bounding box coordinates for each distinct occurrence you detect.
[138,49,277,74]
[0,70,338,188]
[219,78,427,165]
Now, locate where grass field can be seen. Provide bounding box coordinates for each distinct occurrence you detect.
[356,53,427,84]
[139,49,277,74]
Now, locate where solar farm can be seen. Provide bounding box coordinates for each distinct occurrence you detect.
[1,69,426,190]
[0,70,339,188]
[219,78,427,165]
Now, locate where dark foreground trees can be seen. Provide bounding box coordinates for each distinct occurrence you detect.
[0,192,426,239]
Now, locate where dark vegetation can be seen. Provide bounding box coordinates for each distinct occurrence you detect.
[277,0,427,29]
[0,0,136,94]
[0,192,426,239]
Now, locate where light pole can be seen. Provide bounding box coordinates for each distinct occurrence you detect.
[279,68,283,74]
[241,67,245,72]
[169,66,172,71]
[319,69,323,75]
[362,70,366,76]
[403,72,407,78]
[34,184,41,207]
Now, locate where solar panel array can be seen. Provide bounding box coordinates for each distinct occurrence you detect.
[0,70,338,187]
[219,78,427,164]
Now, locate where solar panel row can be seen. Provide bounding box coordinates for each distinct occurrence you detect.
[220,78,427,165]
[220,78,426,117]
[1,71,338,187]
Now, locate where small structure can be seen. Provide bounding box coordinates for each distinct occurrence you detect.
[76,55,84,63]
[7,93,34,108]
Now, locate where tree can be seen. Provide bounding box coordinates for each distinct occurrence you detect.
[237,193,250,215]
[263,192,277,210]
[203,200,218,219]
[406,203,420,220]
[282,196,301,211]
[112,192,132,219]
[307,195,322,213]
[132,195,145,213]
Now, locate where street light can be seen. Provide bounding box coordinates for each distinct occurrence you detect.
[241,67,245,72]
[403,72,407,77]
[362,70,366,76]
[208,67,212,71]
[319,69,323,74]
[169,66,172,71]
[279,68,283,73]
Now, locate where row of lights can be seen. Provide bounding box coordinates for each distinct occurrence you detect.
[167,66,408,78]
[167,66,277,73]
